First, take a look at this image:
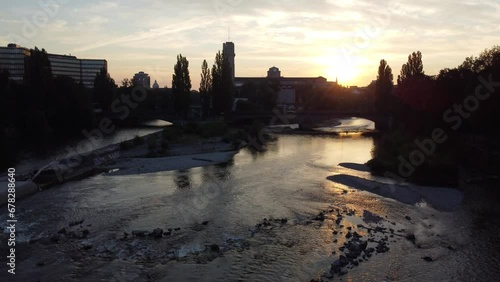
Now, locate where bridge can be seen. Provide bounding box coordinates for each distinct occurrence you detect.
[225,111,393,130]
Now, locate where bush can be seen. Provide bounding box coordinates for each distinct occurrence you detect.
[198,121,228,138]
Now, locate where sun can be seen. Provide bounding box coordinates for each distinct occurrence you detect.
[319,54,361,86]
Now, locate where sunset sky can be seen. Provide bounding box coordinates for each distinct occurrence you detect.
[1,0,498,88]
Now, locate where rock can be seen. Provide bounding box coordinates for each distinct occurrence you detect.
[347,226,352,230]
[330,259,342,274]
[423,256,434,262]
[281,218,288,224]
[347,242,361,253]
[81,229,90,238]
[69,220,84,227]
[132,230,148,237]
[50,234,60,243]
[405,215,412,221]
[314,212,326,221]
[364,247,375,254]
[82,244,93,250]
[405,233,416,243]
[164,231,172,236]
[352,260,359,266]
[335,218,342,225]
[152,228,163,239]
[360,240,368,250]
[322,271,334,279]
[202,221,209,225]
[376,241,389,253]
[353,232,362,239]
[58,228,67,234]
[345,232,352,239]
[168,228,173,232]
[333,230,338,235]
[67,231,77,239]
[209,244,220,252]
[339,255,349,266]
[346,251,359,259]
[174,228,181,231]
[339,270,348,276]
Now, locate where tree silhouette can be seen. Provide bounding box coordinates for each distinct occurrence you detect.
[93,68,116,111]
[200,59,212,116]
[375,59,394,113]
[172,54,192,116]
[27,47,53,90]
[397,51,424,84]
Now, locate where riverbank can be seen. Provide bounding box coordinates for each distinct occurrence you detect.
[0,121,271,205]
[365,130,500,187]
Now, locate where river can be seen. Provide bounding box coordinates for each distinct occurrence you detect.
[1,118,498,281]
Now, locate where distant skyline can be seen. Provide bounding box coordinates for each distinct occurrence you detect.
[1,0,498,88]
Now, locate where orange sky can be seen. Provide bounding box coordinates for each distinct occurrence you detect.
[2,0,499,88]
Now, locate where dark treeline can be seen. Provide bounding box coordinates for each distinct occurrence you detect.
[369,45,500,185]
[0,48,95,169]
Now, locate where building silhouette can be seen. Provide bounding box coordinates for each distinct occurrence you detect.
[133,71,151,89]
[0,43,107,88]
[0,44,30,84]
[223,42,235,82]
[235,65,333,110]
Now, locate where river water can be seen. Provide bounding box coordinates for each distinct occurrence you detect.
[1,118,499,281]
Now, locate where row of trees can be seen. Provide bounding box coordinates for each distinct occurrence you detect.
[170,49,234,117]
[374,45,500,134]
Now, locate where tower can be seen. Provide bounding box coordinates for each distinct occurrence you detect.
[223,42,235,82]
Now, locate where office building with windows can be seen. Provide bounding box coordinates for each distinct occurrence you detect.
[0,43,31,84]
[80,59,107,88]
[0,43,107,88]
[48,54,82,82]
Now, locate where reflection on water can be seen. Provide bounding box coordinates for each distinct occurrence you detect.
[315,117,375,133]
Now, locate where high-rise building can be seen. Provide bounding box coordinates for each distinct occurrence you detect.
[133,71,151,89]
[223,42,235,82]
[48,54,81,82]
[0,44,107,88]
[0,43,30,84]
[80,59,107,88]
